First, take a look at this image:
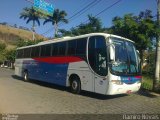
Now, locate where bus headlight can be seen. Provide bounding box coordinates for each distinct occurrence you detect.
[111,80,123,85]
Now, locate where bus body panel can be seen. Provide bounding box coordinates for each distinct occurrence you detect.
[94,75,109,95]
[68,62,110,94]
[15,58,69,86]
[15,59,24,77]
[67,61,94,92]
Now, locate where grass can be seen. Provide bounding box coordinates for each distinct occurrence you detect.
[0,25,45,40]
[0,25,46,49]
[141,74,153,90]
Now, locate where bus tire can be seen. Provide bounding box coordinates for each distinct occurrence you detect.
[23,71,29,82]
[70,77,81,94]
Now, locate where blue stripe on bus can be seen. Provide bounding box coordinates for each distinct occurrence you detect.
[120,76,141,84]
[23,60,68,86]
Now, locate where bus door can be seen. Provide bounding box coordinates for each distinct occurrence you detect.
[88,36,108,94]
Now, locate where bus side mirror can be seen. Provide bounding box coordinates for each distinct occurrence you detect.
[136,50,141,62]
[110,44,115,61]
[136,50,140,55]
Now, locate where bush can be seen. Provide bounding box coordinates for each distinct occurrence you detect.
[0,42,7,62]
[141,75,153,90]
[142,51,155,75]
[0,42,6,51]
[17,38,44,47]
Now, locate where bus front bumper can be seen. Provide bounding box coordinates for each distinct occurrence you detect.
[106,82,141,95]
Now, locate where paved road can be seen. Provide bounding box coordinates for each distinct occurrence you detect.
[0,68,160,114]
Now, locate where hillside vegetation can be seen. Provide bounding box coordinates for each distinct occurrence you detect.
[0,25,46,49]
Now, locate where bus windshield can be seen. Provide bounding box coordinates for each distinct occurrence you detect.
[110,37,141,75]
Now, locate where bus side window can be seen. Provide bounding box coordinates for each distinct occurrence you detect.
[45,44,51,56]
[31,47,40,58]
[24,48,31,58]
[67,40,76,56]
[88,36,108,76]
[16,50,20,58]
[52,43,59,56]
[59,42,67,56]
[40,45,46,57]
[76,38,87,57]
[35,47,40,57]
[17,49,24,58]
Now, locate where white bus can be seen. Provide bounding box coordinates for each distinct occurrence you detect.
[15,33,141,95]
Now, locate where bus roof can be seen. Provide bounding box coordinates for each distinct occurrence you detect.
[17,33,134,49]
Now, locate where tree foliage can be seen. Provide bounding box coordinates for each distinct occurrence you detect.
[59,15,104,36]
[20,7,42,27]
[43,9,68,37]
[0,42,7,63]
[5,49,16,62]
[108,10,157,61]
[17,38,44,47]
[0,42,6,51]
[20,7,43,40]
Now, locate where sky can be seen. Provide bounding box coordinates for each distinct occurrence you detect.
[0,0,157,38]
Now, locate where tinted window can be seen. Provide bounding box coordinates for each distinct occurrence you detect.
[31,46,40,57]
[40,45,51,57]
[67,40,76,55]
[88,36,108,76]
[40,45,46,57]
[17,49,24,58]
[45,44,51,56]
[76,38,87,55]
[52,43,59,56]
[35,47,40,57]
[59,42,67,56]
[24,48,31,58]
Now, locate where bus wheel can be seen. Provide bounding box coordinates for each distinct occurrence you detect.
[23,71,29,82]
[70,77,81,94]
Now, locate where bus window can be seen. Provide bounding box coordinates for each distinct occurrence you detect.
[24,48,31,58]
[76,38,87,56]
[31,46,40,57]
[67,40,76,56]
[59,42,67,56]
[17,49,24,58]
[88,36,108,76]
[52,43,59,56]
[45,44,51,56]
[40,45,46,57]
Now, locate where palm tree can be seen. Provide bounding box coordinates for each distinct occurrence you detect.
[43,9,68,37]
[20,7,41,41]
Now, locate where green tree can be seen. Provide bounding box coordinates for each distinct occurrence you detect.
[59,15,104,36]
[43,9,68,37]
[20,7,41,40]
[0,42,6,51]
[17,38,44,47]
[0,43,6,63]
[6,49,16,62]
[109,10,156,62]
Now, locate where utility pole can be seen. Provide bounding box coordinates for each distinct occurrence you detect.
[153,0,160,92]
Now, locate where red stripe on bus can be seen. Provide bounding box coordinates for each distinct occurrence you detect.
[135,76,142,79]
[33,56,83,64]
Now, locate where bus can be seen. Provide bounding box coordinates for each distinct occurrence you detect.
[15,33,141,95]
